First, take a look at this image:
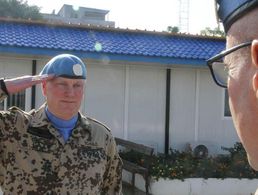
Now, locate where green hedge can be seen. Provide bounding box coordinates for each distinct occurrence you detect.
[119,142,258,181]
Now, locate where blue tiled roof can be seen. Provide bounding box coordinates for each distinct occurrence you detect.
[0,19,225,66]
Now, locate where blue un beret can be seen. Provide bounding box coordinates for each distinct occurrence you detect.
[40,54,87,79]
[216,0,258,32]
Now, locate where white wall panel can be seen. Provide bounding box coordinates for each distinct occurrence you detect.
[34,59,48,109]
[169,68,238,154]
[127,66,166,153]
[0,58,32,111]
[84,64,125,138]
[198,70,238,152]
[170,68,196,150]
[0,58,31,77]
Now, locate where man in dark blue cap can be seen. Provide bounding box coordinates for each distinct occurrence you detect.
[0,54,122,194]
[207,0,258,173]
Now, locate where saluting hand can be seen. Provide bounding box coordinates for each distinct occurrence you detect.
[4,74,55,94]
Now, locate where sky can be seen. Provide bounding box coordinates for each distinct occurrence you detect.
[26,0,218,34]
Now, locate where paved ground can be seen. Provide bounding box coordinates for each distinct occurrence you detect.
[122,182,148,195]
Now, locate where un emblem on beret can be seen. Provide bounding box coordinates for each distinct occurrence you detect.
[73,64,83,76]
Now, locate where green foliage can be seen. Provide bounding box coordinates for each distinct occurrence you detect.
[0,0,42,20]
[119,142,258,181]
[200,27,225,37]
[167,26,179,33]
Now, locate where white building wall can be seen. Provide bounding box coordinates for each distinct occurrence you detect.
[84,63,166,153]
[169,67,239,154]
[34,59,49,109]
[170,68,197,150]
[84,64,126,139]
[127,66,166,152]
[0,57,32,111]
[198,69,239,151]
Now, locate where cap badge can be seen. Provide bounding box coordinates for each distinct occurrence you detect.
[73,64,83,76]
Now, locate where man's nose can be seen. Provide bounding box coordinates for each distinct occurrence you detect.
[65,85,75,96]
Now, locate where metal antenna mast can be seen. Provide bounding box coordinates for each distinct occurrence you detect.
[178,0,190,33]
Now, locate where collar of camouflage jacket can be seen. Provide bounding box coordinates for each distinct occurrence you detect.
[29,103,92,139]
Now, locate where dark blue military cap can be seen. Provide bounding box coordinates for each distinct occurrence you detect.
[216,0,258,32]
[40,54,87,79]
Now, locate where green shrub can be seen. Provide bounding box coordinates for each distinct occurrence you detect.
[119,142,258,181]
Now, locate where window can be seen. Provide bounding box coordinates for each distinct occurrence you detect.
[1,91,25,110]
[224,89,231,117]
[71,12,78,18]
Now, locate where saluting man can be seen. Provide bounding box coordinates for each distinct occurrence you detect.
[0,54,122,194]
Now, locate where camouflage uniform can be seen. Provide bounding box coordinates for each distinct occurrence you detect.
[0,92,122,195]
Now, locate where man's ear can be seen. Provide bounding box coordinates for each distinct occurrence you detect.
[252,40,258,93]
[251,40,258,67]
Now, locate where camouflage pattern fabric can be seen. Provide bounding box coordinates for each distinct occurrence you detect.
[0,100,122,194]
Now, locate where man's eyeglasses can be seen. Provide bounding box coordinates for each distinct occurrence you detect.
[207,41,252,88]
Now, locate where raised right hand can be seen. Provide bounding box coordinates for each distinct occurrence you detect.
[4,74,55,94]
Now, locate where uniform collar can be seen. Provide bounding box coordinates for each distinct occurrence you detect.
[29,103,92,140]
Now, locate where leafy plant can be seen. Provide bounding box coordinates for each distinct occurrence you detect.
[119,142,258,181]
[200,27,225,37]
[0,0,42,20]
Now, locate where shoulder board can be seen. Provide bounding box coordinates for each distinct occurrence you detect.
[8,106,28,116]
[87,117,111,132]
[28,109,36,115]
[8,106,22,111]
[7,107,35,120]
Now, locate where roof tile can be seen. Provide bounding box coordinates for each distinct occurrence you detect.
[0,20,225,61]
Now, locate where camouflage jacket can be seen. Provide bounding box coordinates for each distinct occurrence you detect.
[0,101,122,194]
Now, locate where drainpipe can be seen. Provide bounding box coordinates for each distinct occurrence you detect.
[31,60,37,109]
[165,68,171,155]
